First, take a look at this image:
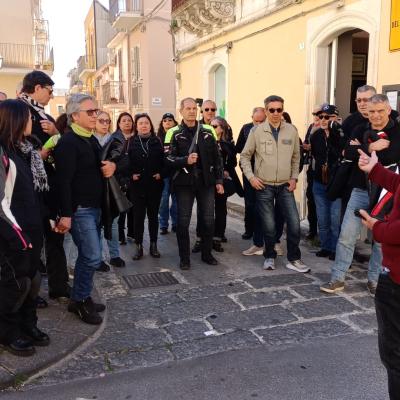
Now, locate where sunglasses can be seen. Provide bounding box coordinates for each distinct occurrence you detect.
[356,98,371,104]
[211,124,220,129]
[268,108,283,114]
[43,86,53,95]
[204,108,216,112]
[318,114,331,120]
[98,118,111,125]
[80,109,100,116]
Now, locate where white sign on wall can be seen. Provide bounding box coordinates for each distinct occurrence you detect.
[152,97,162,106]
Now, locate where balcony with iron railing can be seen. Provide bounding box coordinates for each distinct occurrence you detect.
[109,0,143,31]
[102,80,126,107]
[0,43,53,71]
[77,54,96,80]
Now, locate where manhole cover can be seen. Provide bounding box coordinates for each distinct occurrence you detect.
[123,272,179,289]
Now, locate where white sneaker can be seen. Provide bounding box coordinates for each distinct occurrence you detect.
[286,259,310,273]
[242,245,264,256]
[263,258,275,270]
[274,243,284,256]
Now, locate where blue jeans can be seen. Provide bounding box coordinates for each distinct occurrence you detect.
[331,188,382,283]
[253,204,284,247]
[313,181,341,253]
[159,178,177,229]
[256,184,301,261]
[100,217,119,260]
[70,207,102,302]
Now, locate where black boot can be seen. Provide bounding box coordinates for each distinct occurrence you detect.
[132,243,143,260]
[212,239,224,253]
[22,326,50,346]
[150,242,161,258]
[192,240,201,253]
[1,337,35,357]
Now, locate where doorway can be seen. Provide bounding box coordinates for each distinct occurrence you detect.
[327,29,369,119]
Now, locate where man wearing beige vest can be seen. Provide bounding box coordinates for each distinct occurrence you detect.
[241,95,310,273]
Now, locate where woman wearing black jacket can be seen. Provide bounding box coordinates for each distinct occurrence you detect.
[0,99,49,356]
[210,117,243,252]
[129,114,164,260]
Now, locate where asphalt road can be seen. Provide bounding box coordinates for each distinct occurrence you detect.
[2,334,387,400]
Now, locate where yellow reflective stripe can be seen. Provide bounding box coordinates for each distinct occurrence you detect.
[202,124,217,140]
[164,126,180,144]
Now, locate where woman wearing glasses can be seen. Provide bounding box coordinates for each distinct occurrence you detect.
[115,112,135,245]
[129,114,164,260]
[157,113,178,235]
[310,104,345,261]
[211,117,243,252]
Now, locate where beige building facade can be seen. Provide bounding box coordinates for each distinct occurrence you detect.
[172,0,400,133]
[172,0,400,215]
[0,0,53,97]
[69,0,176,126]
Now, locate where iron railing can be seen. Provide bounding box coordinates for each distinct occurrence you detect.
[0,43,53,70]
[102,80,125,104]
[109,0,142,24]
[77,54,96,77]
[131,82,143,107]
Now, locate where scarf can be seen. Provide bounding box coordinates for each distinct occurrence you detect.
[19,93,49,120]
[17,140,49,192]
[71,123,93,138]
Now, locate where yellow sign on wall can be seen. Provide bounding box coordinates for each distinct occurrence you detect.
[391,0,400,51]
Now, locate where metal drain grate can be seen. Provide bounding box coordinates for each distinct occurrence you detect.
[123,272,179,289]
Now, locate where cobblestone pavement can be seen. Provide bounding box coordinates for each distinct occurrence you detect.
[13,211,379,391]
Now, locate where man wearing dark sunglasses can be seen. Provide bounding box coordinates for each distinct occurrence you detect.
[19,71,73,306]
[241,95,309,273]
[200,100,217,125]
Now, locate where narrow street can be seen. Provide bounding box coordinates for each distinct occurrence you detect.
[1,210,387,399]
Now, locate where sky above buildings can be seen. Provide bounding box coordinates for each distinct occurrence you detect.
[42,0,108,89]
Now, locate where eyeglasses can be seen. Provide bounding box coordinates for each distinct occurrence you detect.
[211,124,220,129]
[98,118,111,125]
[356,98,371,104]
[268,108,283,114]
[43,86,53,95]
[80,109,100,116]
[318,114,331,120]
[204,108,216,112]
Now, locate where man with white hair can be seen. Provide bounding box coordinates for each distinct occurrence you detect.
[321,94,400,295]
[54,93,116,325]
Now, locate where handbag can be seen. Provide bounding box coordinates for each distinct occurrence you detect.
[223,176,236,197]
[326,159,354,201]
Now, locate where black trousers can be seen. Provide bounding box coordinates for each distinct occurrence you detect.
[131,189,162,244]
[0,228,42,343]
[214,192,227,239]
[375,272,400,400]
[44,220,69,296]
[306,168,318,235]
[176,184,215,263]
[118,208,134,241]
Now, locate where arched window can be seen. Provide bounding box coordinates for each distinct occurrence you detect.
[214,64,226,118]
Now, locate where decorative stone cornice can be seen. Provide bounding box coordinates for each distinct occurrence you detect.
[172,0,235,36]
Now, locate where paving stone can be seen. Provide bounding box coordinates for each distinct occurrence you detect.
[107,292,183,311]
[207,306,297,331]
[255,319,354,345]
[171,330,260,360]
[345,281,368,294]
[289,297,361,319]
[348,270,368,280]
[236,290,295,308]
[165,320,211,342]
[349,314,377,331]
[0,365,13,389]
[161,296,240,322]
[90,328,169,353]
[352,295,375,309]
[310,272,333,283]
[108,348,174,371]
[107,306,168,328]
[292,284,336,299]
[245,274,313,289]
[179,282,249,301]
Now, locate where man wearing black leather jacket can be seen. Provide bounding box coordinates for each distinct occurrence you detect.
[165,97,224,270]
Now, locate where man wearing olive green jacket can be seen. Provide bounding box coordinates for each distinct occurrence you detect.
[240,95,310,273]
